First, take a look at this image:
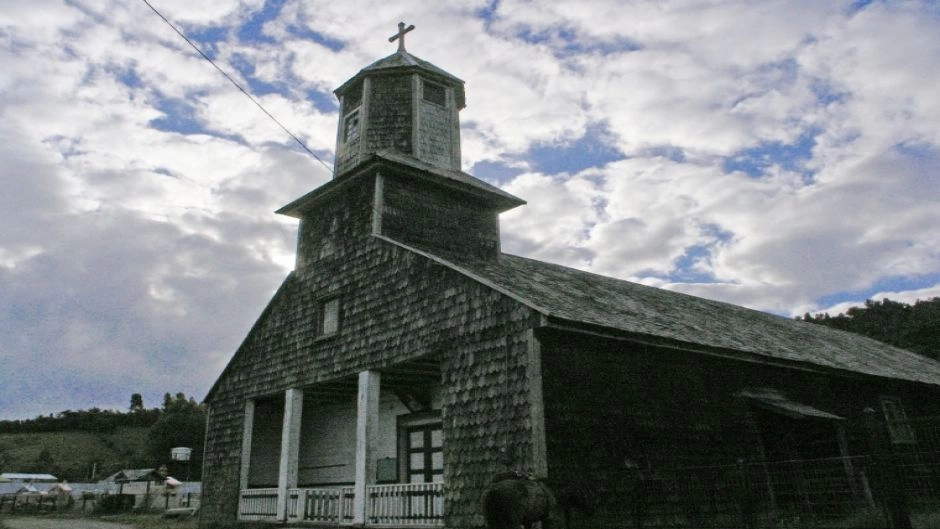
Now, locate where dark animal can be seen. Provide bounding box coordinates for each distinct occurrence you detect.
[482,472,565,529]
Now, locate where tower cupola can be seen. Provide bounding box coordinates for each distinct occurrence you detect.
[332,23,465,177]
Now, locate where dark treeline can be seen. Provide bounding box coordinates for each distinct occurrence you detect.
[799,297,940,360]
[0,407,162,434]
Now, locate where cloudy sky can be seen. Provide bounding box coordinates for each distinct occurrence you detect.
[2,0,939,420]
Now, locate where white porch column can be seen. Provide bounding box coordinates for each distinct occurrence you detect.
[276,388,304,522]
[353,370,381,525]
[239,400,255,492]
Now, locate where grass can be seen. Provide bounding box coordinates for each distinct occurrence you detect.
[0,427,151,480]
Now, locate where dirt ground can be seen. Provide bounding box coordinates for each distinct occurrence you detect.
[0,517,136,529]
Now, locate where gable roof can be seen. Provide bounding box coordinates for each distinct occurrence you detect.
[382,238,940,387]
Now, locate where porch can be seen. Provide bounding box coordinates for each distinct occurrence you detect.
[238,482,443,525]
[238,358,445,525]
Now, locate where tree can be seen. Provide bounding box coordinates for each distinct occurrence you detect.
[799,297,940,361]
[130,393,144,412]
[147,392,206,480]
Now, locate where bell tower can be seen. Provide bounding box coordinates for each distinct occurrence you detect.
[332,23,465,177]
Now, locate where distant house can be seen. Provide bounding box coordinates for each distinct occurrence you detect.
[200,29,940,529]
[102,468,171,499]
[0,473,57,483]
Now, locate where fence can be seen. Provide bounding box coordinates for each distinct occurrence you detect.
[627,414,940,529]
[367,482,444,525]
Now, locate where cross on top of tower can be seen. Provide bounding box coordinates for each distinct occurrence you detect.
[388,21,415,52]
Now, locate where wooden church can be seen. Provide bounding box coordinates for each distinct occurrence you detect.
[200,24,940,529]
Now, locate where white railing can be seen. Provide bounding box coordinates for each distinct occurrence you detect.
[239,483,442,525]
[238,487,278,521]
[367,482,444,526]
[289,486,354,523]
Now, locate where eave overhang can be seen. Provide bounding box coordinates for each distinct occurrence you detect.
[275,151,525,219]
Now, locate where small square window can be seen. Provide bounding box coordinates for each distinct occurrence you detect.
[343,110,360,143]
[320,298,339,335]
[881,396,915,444]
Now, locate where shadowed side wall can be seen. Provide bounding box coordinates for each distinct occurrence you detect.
[537,328,940,529]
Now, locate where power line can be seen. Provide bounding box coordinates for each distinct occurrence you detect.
[139,0,334,175]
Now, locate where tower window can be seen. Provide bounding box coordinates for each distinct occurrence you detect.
[422,81,446,107]
[343,110,360,143]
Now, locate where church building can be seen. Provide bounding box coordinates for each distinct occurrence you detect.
[199,24,940,529]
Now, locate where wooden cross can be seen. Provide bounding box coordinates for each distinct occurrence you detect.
[388,21,415,52]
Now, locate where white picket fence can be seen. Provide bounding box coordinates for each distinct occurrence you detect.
[239,482,443,525]
[367,482,443,525]
[237,487,278,521]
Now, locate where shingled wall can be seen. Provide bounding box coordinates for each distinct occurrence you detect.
[416,87,457,169]
[201,168,541,528]
[366,74,412,156]
[381,175,501,260]
[537,327,940,529]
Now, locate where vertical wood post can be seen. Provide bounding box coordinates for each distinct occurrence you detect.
[239,400,255,493]
[353,370,381,525]
[526,330,548,477]
[277,388,304,522]
[372,173,385,235]
[864,407,912,529]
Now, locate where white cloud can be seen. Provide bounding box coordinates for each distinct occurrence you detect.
[2,0,940,418]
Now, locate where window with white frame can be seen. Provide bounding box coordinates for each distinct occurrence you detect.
[880,396,915,444]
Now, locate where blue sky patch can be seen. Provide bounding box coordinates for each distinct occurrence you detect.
[643,145,686,163]
[477,0,500,24]
[895,140,936,160]
[814,272,940,312]
[811,79,848,106]
[286,25,344,52]
[306,89,338,113]
[228,53,284,96]
[150,96,205,135]
[848,0,876,15]
[471,160,525,184]
[669,244,717,283]
[526,124,623,174]
[724,128,818,180]
[512,24,642,57]
[237,0,287,43]
[114,66,142,88]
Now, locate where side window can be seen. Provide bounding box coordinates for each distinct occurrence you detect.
[343,110,360,143]
[880,396,915,444]
[319,298,340,336]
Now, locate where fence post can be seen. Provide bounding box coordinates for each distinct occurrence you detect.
[864,407,912,529]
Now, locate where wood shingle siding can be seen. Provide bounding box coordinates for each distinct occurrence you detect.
[202,212,542,525]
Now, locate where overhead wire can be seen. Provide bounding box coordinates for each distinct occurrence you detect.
[139,0,335,175]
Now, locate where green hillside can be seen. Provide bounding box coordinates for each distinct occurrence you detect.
[0,426,152,481]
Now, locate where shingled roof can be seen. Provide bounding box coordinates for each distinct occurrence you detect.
[380,237,940,387]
